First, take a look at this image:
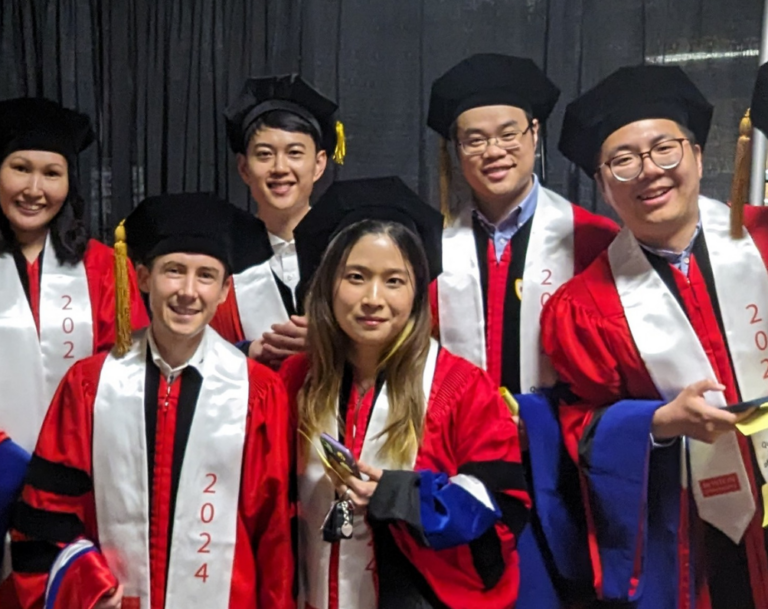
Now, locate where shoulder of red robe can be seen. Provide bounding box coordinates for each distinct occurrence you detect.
[44,540,116,609]
[83,237,113,258]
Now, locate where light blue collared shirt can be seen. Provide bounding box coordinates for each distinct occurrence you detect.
[473,175,540,262]
[637,222,702,277]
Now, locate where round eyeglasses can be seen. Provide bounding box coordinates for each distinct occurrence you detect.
[457,123,533,157]
[600,138,689,182]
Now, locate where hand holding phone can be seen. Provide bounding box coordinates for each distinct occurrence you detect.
[320,433,360,478]
[722,396,768,414]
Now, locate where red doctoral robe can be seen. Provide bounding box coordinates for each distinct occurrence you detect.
[541,205,768,609]
[281,348,530,609]
[17,238,149,352]
[428,196,617,609]
[11,349,294,609]
[0,239,148,607]
[210,268,296,344]
[429,201,617,392]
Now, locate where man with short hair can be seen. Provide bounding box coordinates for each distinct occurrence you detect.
[542,64,768,608]
[426,53,619,609]
[211,74,343,369]
[427,54,618,398]
[11,193,294,609]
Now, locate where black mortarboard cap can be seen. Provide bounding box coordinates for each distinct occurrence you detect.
[751,62,768,136]
[224,74,341,158]
[294,177,444,291]
[559,64,713,177]
[0,97,95,166]
[427,54,560,140]
[123,193,272,275]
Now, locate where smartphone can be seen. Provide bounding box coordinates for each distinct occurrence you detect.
[722,396,768,413]
[320,433,360,478]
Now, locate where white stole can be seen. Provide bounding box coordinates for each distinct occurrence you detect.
[0,235,92,452]
[437,186,574,391]
[233,260,291,340]
[92,327,249,608]
[298,339,440,609]
[608,196,768,543]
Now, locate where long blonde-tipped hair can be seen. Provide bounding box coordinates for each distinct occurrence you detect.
[298,219,433,467]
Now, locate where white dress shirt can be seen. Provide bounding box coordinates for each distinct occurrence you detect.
[147,327,206,382]
[268,232,299,307]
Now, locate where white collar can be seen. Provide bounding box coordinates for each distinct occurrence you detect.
[146,326,207,381]
[268,232,295,252]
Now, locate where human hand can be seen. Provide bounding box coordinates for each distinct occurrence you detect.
[93,584,124,609]
[327,461,382,511]
[651,379,754,443]
[261,315,308,368]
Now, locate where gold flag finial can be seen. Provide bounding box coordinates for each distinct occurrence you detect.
[730,108,753,239]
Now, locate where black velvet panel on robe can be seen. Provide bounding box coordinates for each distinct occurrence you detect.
[471,214,534,394]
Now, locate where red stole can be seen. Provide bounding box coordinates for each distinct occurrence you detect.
[485,240,512,387]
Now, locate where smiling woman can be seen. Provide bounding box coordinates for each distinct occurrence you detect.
[281,176,531,609]
[0,97,149,450]
[0,97,149,599]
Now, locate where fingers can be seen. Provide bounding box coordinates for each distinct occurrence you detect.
[687,378,726,397]
[270,320,309,340]
[357,461,383,481]
[111,584,125,608]
[699,404,738,427]
[247,338,264,361]
[323,460,351,485]
[345,476,368,496]
[96,584,124,609]
[291,315,308,328]
[262,331,306,352]
[734,407,758,423]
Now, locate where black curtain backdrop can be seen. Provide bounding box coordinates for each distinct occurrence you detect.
[0,0,763,240]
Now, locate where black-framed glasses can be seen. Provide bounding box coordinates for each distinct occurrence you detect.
[600,138,689,182]
[457,123,533,157]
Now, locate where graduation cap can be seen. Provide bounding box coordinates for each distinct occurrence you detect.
[294,176,444,298]
[113,193,272,355]
[427,54,561,140]
[224,74,345,163]
[559,64,713,177]
[426,54,559,221]
[0,97,95,166]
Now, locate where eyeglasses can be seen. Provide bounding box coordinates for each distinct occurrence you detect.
[600,138,689,182]
[457,123,533,157]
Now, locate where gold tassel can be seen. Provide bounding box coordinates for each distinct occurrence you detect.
[730,109,753,239]
[114,219,132,357]
[333,120,346,165]
[439,138,453,226]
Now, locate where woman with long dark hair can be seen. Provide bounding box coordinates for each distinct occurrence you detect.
[0,98,148,453]
[0,96,148,465]
[281,177,530,609]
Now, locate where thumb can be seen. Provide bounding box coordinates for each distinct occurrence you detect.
[688,378,725,397]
